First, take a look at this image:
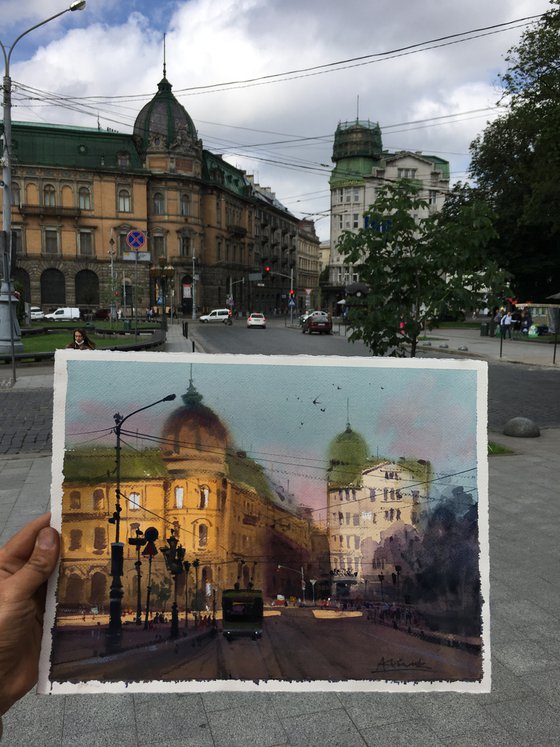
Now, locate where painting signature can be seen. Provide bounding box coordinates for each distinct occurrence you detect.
[373,656,434,674]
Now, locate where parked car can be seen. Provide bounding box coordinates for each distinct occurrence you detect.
[247,312,266,329]
[30,306,44,321]
[298,309,316,326]
[302,310,332,334]
[44,307,80,321]
[199,308,232,324]
[93,308,111,321]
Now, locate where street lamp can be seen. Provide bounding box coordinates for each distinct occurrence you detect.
[160,530,185,640]
[0,2,86,372]
[127,528,147,625]
[277,563,306,606]
[106,392,176,652]
[309,578,317,606]
[149,256,175,331]
[183,559,191,630]
[142,526,159,630]
[378,572,385,604]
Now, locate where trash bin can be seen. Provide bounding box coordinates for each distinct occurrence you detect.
[123,320,131,331]
[480,322,489,337]
[183,321,189,338]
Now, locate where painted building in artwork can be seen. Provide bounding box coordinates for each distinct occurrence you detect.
[58,378,329,613]
[326,420,431,598]
[322,119,450,312]
[1,75,320,318]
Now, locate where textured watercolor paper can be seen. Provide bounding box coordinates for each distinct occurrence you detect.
[39,349,490,693]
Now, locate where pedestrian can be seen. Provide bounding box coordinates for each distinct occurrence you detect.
[500,311,513,339]
[66,328,95,350]
[0,514,60,734]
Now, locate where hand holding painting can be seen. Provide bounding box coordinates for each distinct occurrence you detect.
[0,514,60,734]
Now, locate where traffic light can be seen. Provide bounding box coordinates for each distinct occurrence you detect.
[263,266,271,279]
[289,289,295,299]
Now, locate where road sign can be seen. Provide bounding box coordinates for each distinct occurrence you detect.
[126,230,146,249]
[288,300,296,308]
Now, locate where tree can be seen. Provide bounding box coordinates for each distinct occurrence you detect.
[469,1,560,300]
[337,180,507,357]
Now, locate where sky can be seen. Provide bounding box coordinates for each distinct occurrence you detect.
[58,351,485,519]
[1,0,551,240]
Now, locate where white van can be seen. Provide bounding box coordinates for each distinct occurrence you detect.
[44,307,81,321]
[199,308,232,324]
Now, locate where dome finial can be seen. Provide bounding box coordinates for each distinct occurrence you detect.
[163,32,167,79]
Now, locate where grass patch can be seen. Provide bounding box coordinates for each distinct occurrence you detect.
[22,331,141,353]
[488,441,515,456]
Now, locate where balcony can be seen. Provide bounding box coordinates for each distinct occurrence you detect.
[227,224,247,238]
[20,204,81,219]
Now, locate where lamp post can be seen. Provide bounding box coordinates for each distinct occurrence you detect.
[106,393,176,652]
[142,527,159,630]
[277,563,306,606]
[149,256,175,331]
[309,578,317,606]
[0,2,87,369]
[378,572,385,604]
[192,558,200,626]
[183,559,191,630]
[108,236,117,324]
[160,530,185,640]
[127,528,147,625]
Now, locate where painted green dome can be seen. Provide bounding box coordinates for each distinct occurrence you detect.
[327,423,369,487]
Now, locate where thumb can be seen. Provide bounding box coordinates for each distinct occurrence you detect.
[6,527,60,602]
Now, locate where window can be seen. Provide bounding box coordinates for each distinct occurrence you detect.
[179,235,191,257]
[199,486,209,509]
[118,189,131,212]
[198,523,208,547]
[129,492,141,511]
[69,530,82,550]
[11,182,20,206]
[94,527,107,551]
[429,190,437,206]
[79,187,91,210]
[397,168,417,179]
[153,192,165,215]
[43,184,55,207]
[353,213,359,228]
[70,491,81,509]
[93,489,104,511]
[175,487,184,509]
[152,234,165,258]
[79,231,93,257]
[180,193,190,217]
[353,188,360,203]
[117,152,130,168]
[44,229,59,254]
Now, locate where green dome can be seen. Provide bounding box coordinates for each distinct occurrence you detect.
[327,424,369,487]
[133,76,198,155]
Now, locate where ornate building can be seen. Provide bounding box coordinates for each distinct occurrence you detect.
[1,75,320,317]
[58,377,328,613]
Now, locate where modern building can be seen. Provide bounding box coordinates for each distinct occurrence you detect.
[0,75,320,318]
[322,119,450,312]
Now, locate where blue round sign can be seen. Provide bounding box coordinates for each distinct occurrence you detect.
[126,230,146,249]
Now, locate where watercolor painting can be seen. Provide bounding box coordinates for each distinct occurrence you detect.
[39,350,490,693]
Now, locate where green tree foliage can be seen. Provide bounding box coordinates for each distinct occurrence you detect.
[337,180,507,357]
[469,1,560,300]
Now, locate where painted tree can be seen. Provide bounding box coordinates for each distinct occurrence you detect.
[469,1,560,299]
[337,180,507,357]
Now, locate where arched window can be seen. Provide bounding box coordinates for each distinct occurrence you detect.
[153,192,165,215]
[43,184,55,207]
[118,189,131,212]
[93,527,107,552]
[70,490,81,509]
[198,523,208,548]
[75,269,99,306]
[69,529,82,550]
[199,486,209,510]
[93,489,104,511]
[11,182,20,206]
[129,492,141,511]
[40,268,65,305]
[79,187,91,210]
[180,193,190,217]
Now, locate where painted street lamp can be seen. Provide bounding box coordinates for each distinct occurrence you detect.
[0,2,86,375]
[183,559,191,630]
[142,527,159,630]
[160,529,185,639]
[378,572,385,604]
[127,528,147,625]
[106,393,176,652]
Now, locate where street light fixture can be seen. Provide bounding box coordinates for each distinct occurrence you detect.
[277,563,306,606]
[106,392,176,652]
[160,530,185,640]
[0,2,87,374]
[127,528,147,625]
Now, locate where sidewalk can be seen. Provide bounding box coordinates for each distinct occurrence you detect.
[1,323,559,745]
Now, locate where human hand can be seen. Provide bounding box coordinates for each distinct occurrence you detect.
[0,513,60,718]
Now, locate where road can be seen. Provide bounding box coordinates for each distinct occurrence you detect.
[51,607,481,685]
[0,323,559,456]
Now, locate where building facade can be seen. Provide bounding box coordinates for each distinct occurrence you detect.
[1,76,320,318]
[323,119,450,312]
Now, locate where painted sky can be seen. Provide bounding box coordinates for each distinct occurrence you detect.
[60,351,484,519]
[1,0,551,240]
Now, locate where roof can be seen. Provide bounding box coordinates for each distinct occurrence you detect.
[3,121,145,172]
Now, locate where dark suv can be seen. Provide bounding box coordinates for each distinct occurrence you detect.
[302,311,332,334]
